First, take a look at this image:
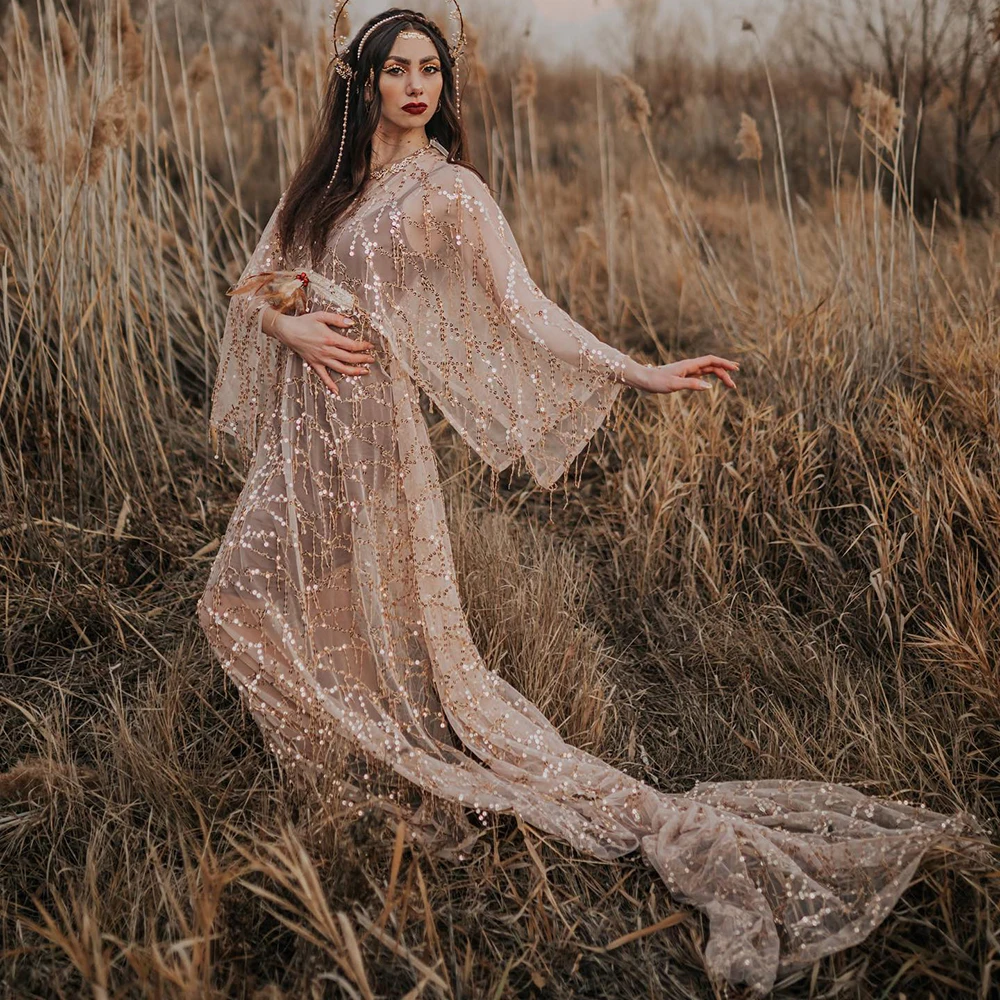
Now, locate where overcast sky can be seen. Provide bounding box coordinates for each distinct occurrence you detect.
[319,0,786,68]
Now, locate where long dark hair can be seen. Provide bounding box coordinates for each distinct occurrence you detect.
[276,8,480,267]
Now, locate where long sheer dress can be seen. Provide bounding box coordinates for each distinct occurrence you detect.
[197,139,981,994]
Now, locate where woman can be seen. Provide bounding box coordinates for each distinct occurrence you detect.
[198,7,979,994]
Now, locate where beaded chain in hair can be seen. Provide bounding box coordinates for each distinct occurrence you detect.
[324,3,466,193]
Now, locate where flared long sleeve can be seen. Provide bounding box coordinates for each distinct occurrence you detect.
[209,195,289,464]
[362,160,633,488]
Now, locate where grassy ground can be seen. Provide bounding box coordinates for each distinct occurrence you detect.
[1,3,997,997]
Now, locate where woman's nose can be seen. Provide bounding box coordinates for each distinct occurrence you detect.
[407,74,423,95]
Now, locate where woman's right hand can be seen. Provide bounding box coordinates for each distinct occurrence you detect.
[268,309,378,396]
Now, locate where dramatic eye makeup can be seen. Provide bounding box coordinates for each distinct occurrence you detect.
[382,56,441,74]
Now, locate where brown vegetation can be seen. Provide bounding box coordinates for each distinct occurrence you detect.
[0,2,997,998]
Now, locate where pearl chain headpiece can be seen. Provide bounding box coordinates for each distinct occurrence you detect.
[324,3,466,193]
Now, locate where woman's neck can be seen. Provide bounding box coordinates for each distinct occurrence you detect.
[370,124,429,173]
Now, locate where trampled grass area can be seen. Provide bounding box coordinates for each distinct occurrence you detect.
[1,2,997,997]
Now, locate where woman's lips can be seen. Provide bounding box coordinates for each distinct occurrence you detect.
[402,103,427,115]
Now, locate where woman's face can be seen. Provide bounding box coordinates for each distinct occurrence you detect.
[376,31,443,132]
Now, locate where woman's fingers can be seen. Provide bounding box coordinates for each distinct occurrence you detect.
[311,312,379,347]
[699,354,740,369]
[682,358,739,386]
[310,310,356,328]
[325,345,377,365]
[322,356,371,376]
[704,365,737,387]
[310,361,340,396]
[324,328,376,353]
[673,377,711,391]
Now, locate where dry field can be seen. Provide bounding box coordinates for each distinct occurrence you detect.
[1,2,998,997]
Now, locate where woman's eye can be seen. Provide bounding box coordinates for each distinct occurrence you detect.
[424,65,440,73]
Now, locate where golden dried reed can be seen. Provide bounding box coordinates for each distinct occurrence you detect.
[87,112,112,181]
[172,82,187,118]
[56,13,79,73]
[514,56,537,107]
[852,79,903,149]
[295,49,316,96]
[101,83,130,147]
[260,44,285,92]
[619,190,636,223]
[261,85,295,120]
[10,1,29,41]
[186,42,213,93]
[122,17,143,84]
[613,73,651,134]
[23,109,46,164]
[85,84,130,181]
[736,112,763,162]
[63,129,84,181]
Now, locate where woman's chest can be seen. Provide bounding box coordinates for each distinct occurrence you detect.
[325,194,408,289]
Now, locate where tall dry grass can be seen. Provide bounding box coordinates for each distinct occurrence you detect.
[1,2,997,998]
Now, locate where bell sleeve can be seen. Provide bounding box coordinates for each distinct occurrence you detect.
[209,195,288,465]
[366,161,635,489]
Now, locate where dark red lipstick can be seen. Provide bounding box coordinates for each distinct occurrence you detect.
[402,102,427,115]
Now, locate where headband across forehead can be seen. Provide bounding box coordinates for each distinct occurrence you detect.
[329,3,466,80]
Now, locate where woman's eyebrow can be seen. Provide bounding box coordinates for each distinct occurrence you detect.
[384,55,440,65]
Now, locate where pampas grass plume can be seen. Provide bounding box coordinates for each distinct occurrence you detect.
[736,112,763,162]
[87,114,111,182]
[614,74,651,133]
[619,190,636,223]
[123,18,143,84]
[295,49,316,96]
[261,84,295,120]
[101,83,130,147]
[852,79,903,149]
[23,108,46,164]
[56,13,79,73]
[172,82,187,119]
[112,0,136,47]
[64,129,84,181]
[260,44,285,92]
[186,42,213,93]
[85,83,129,182]
[11,1,29,41]
[514,56,537,107]
[575,224,600,253]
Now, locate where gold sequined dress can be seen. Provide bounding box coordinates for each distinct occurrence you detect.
[197,139,979,993]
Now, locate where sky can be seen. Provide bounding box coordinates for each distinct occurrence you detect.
[317,0,785,68]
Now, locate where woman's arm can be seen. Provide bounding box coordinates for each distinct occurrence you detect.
[638,356,739,393]
[418,164,738,396]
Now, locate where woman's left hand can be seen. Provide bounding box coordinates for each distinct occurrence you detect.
[630,355,740,394]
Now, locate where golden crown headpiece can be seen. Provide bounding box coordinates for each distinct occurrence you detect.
[324,3,466,193]
[329,2,466,80]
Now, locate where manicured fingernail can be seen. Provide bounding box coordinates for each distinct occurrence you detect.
[699,381,711,388]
